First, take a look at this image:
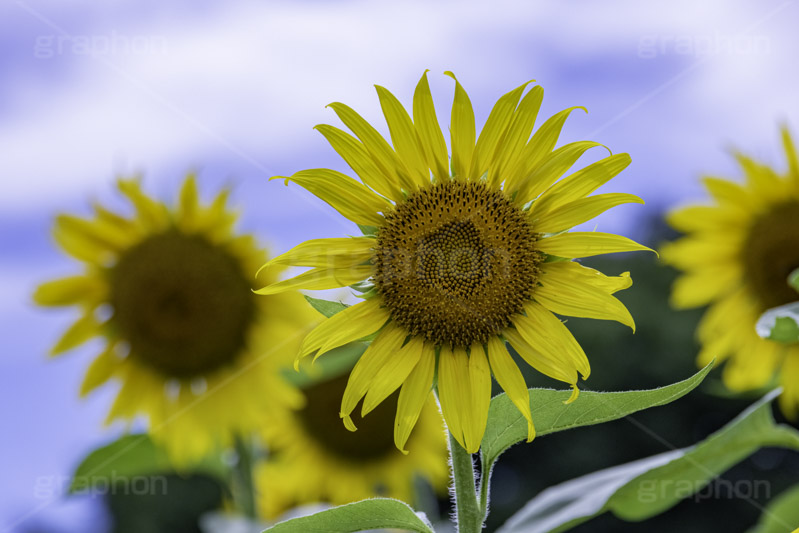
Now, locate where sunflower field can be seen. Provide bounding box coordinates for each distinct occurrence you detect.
[3,2,799,533]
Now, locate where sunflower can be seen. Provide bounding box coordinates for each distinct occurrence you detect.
[34,176,318,463]
[256,366,448,519]
[662,127,799,418]
[257,72,648,453]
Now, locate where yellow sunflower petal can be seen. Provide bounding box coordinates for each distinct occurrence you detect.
[516,140,606,204]
[505,106,587,192]
[491,86,544,184]
[314,124,402,201]
[117,179,170,230]
[437,344,471,450]
[33,276,106,307]
[486,336,534,442]
[177,174,200,230]
[80,344,120,396]
[537,232,653,258]
[92,202,136,233]
[696,288,753,344]
[471,80,533,184]
[394,344,436,453]
[412,70,449,182]
[566,384,580,404]
[660,235,742,271]
[254,265,372,295]
[531,153,633,215]
[464,342,492,453]
[51,313,101,355]
[376,85,429,188]
[782,126,799,185]
[327,102,414,192]
[668,204,747,233]
[696,327,738,367]
[340,324,408,430]
[702,176,758,210]
[298,298,390,361]
[444,71,475,180]
[55,214,130,254]
[273,169,388,226]
[517,301,591,379]
[722,335,780,391]
[670,265,741,308]
[105,366,140,422]
[541,261,632,294]
[202,189,236,229]
[261,237,374,269]
[533,193,643,234]
[536,266,635,331]
[362,335,425,416]
[503,327,577,384]
[736,153,787,201]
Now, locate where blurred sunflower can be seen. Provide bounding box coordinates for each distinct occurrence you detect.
[34,176,317,463]
[256,369,447,519]
[662,127,799,417]
[257,71,648,453]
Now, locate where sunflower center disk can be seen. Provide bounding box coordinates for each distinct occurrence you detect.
[298,373,398,462]
[744,201,799,310]
[374,181,543,347]
[110,230,256,378]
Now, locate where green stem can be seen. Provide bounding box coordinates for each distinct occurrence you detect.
[233,435,257,519]
[448,431,483,533]
[478,458,491,520]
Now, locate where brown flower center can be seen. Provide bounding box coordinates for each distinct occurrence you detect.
[743,201,799,310]
[374,180,543,347]
[298,373,399,462]
[109,230,256,378]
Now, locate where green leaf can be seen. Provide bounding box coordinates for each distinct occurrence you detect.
[609,388,799,520]
[262,498,435,533]
[357,224,379,236]
[497,389,799,533]
[481,362,713,467]
[748,483,799,533]
[69,434,226,494]
[788,268,799,293]
[756,302,799,343]
[304,295,348,318]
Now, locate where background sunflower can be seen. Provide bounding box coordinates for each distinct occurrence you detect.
[662,128,799,417]
[6,2,799,531]
[256,365,448,520]
[34,176,319,464]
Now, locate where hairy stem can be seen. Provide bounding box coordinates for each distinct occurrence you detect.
[449,431,483,533]
[478,458,491,520]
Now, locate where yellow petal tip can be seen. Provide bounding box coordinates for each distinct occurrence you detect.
[526,422,536,443]
[565,385,580,404]
[341,414,358,432]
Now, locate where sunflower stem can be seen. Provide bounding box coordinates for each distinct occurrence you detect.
[232,434,257,519]
[448,431,483,533]
[478,459,491,520]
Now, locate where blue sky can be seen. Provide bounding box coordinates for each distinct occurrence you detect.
[2,0,798,530]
